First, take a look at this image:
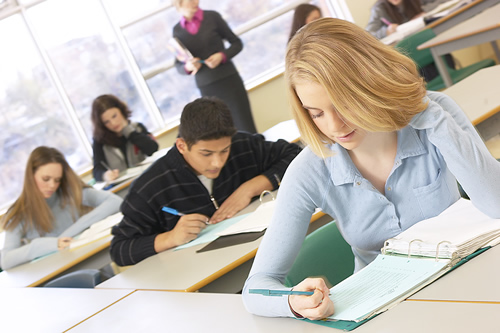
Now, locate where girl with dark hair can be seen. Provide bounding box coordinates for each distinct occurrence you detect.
[91,94,158,182]
[288,3,322,43]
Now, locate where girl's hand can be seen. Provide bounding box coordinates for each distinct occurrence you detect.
[58,237,73,250]
[288,278,334,320]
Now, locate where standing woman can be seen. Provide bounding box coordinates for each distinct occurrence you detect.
[91,94,159,182]
[172,0,257,133]
[365,0,424,39]
[242,18,500,320]
[0,146,122,270]
[288,3,322,43]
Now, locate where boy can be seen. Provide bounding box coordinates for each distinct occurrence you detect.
[110,97,301,266]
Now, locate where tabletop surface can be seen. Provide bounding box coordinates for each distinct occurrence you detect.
[419,2,500,49]
[442,65,500,125]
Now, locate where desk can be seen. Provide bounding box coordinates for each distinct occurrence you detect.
[409,245,500,302]
[97,198,325,292]
[418,3,500,87]
[0,235,112,287]
[442,65,500,141]
[427,0,500,34]
[262,119,301,144]
[66,291,500,332]
[0,288,133,332]
[68,291,334,333]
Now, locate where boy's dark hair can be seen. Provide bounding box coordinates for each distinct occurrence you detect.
[179,97,237,149]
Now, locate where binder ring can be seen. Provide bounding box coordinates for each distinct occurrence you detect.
[435,240,451,261]
[408,239,423,259]
[382,238,397,255]
[259,190,275,203]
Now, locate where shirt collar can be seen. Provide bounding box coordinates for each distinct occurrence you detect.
[180,8,203,29]
[329,125,428,186]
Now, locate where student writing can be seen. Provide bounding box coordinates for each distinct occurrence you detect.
[110,97,301,266]
[91,94,159,182]
[242,18,500,321]
[0,146,122,270]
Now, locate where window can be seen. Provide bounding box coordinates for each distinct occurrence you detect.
[0,0,349,211]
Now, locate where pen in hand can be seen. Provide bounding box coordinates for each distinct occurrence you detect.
[162,206,210,224]
[100,160,112,171]
[381,17,392,26]
[249,289,314,296]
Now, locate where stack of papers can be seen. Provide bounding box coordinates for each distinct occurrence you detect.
[383,199,500,259]
[380,17,425,45]
[424,0,473,19]
[70,212,123,249]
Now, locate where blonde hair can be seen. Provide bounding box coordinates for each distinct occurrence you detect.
[286,18,428,157]
[1,146,90,234]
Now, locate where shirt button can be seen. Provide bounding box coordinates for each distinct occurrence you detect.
[356,181,361,186]
[387,187,392,191]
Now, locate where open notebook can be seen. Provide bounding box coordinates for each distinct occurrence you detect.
[70,212,123,249]
[321,198,500,326]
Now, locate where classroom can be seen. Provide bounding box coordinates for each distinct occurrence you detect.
[1,0,500,331]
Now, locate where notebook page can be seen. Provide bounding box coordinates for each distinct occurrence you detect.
[327,255,447,322]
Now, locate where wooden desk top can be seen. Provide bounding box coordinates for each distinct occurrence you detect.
[68,291,335,333]
[0,235,112,288]
[442,65,500,125]
[419,2,500,49]
[425,0,492,30]
[97,194,324,292]
[0,288,133,333]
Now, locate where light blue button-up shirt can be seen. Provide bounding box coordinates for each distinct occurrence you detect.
[243,91,500,318]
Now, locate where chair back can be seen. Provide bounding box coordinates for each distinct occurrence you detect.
[284,221,354,288]
[43,269,101,288]
[395,29,436,68]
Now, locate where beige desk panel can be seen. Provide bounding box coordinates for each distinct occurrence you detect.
[355,300,500,333]
[69,291,334,333]
[409,245,500,302]
[442,65,500,125]
[0,288,133,332]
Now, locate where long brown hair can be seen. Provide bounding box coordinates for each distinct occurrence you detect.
[91,94,131,147]
[1,147,89,234]
[286,18,427,157]
[377,0,423,24]
[288,4,322,43]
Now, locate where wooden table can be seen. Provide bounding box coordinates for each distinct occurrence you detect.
[0,235,112,287]
[427,0,500,34]
[418,3,500,87]
[0,288,133,332]
[409,245,500,302]
[442,65,500,141]
[97,197,325,292]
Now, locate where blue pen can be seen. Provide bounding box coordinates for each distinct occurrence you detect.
[162,206,185,216]
[198,59,205,64]
[249,289,314,296]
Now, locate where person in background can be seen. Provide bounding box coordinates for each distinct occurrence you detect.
[242,18,500,320]
[366,0,455,82]
[110,97,301,266]
[365,0,425,39]
[91,94,159,182]
[0,146,122,270]
[288,3,322,43]
[172,0,257,133]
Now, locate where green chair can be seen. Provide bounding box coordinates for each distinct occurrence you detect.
[284,221,355,288]
[395,28,496,91]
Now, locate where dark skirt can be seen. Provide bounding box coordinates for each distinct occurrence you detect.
[199,73,257,133]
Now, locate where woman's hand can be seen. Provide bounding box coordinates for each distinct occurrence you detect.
[204,52,224,69]
[104,169,120,182]
[386,23,399,35]
[288,278,334,320]
[185,57,203,75]
[58,237,73,250]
